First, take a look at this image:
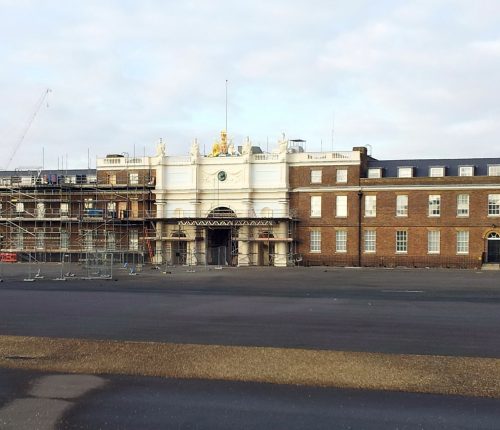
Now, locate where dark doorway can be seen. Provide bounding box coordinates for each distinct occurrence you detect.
[207,228,238,266]
[171,231,187,265]
[487,236,500,263]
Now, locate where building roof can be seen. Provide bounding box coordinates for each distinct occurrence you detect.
[367,158,500,177]
[0,169,96,178]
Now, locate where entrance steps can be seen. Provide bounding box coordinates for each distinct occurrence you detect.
[481,263,500,270]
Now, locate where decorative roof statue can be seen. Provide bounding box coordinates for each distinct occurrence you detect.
[279,132,288,154]
[209,130,229,157]
[190,138,200,158]
[156,138,166,157]
[242,136,252,156]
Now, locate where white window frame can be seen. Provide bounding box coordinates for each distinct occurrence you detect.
[364,195,377,217]
[60,202,69,216]
[129,229,139,251]
[428,230,440,254]
[429,167,445,177]
[456,194,469,217]
[398,167,413,178]
[456,230,469,255]
[396,230,407,253]
[488,165,500,176]
[106,231,116,251]
[60,230,69,251]
[336,195,348,217]
[310,230,321,253]
[15,202,24,213]
[488,194,500,216]
[367,168,382,179]
[459,166,474,177]
[335,230,347,253]
[129,172,139,185]
[310,196,322,218]
[310,170,322,184]
[364,230,376,253]
[396,195,408,217]
[336,169,348,183]
[428,195,441,217]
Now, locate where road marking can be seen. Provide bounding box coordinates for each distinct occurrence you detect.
[381,290,424,293]
[0,335,499,398]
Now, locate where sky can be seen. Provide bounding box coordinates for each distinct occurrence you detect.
[1,0,500,169]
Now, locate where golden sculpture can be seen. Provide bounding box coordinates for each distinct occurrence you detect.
[209,131,229,157]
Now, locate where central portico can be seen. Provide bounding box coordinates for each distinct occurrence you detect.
[153,133,292,267]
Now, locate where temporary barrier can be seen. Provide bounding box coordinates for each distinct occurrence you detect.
[0,253,17,263]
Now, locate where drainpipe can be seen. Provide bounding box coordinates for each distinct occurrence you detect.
[357,191,363,267]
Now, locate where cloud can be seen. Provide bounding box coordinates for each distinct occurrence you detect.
[1,1,500,168]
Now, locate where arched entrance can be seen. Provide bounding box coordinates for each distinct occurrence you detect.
[487,232,500,263]
[206,207,238,266]
[258,231,275,266]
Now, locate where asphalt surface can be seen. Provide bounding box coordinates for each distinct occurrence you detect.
[0,266,499,357]
[1,368,500,430]
[1,265,500,429]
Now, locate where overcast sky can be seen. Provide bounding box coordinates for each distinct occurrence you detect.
[1,0,500,169]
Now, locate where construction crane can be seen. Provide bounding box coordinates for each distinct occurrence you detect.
[5,88,52,170]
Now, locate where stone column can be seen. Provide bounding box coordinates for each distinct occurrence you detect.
[274,221,289,267]
[238,225,250,267]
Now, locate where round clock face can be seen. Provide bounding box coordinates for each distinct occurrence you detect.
[217,171,227,181]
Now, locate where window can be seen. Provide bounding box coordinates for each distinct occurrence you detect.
[14,232,23,249]
[310,196,322,217]
[336,169,348,183]
[36,202,45,218]
[336,195,347,217]
[107,202,116,217]
[129,172,139,185]
[459,166,474,177]
[396,195,408,217]
[429,167,445,177]
[83,230,94,251]
[428,230,440,254]
[60,231,69,251]
[367,168,382,178]
[129,230,139,251]
[15,202,24,213]
[364,195,376,217]
[35,230,45,250]
[398,167,413,178]
[106,231,116,251]
[457,194,469,217]
[488,165,500,176]
[364,230,376,253]
[108,173,117,185]
[457,231,469,254]
[310,170,322,184]
[310,230,321,253]
[84,199,95,209]
[488,194,500,216]
[396,230,407,253]
[336,230,347,253]
[428,195,441,217]
[60,202,69,216]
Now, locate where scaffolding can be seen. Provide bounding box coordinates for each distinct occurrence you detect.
[0,165,155,275]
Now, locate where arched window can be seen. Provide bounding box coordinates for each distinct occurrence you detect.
[488,232,500,239]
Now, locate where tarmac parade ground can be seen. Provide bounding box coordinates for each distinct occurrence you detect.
[0,264,500,428]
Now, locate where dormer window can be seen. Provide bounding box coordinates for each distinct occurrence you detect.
[398,167,413,178]
[488,165,500,176]
[459,166,474,177]
[367,168,382,178]
[429,167,445,177]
